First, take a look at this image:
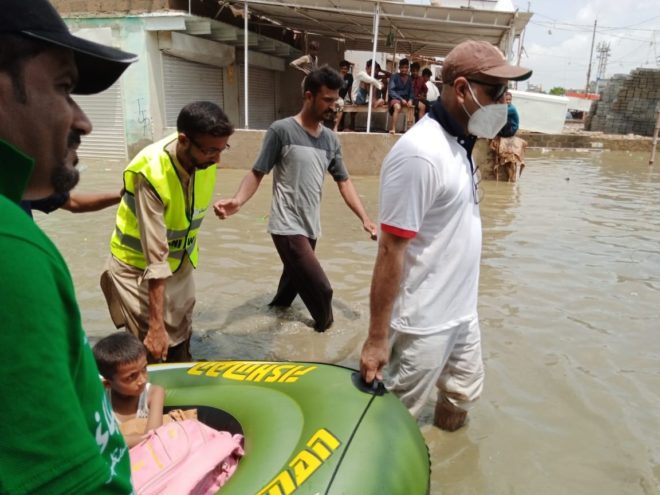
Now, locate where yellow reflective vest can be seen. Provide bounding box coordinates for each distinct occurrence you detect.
[111,134,216,272]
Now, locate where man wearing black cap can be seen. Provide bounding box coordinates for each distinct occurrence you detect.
[360,40,531,431]
[0,0,137,492]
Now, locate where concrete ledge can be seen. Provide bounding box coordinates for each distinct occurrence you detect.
[53,0,169,13]
[340,105,388,113]
[223,129,403,175]
[223,128,655,176]
[518,131,653,152]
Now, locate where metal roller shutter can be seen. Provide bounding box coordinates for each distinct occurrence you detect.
[238,65,278,129]
[162,54,224,127]
[73,81,127,162]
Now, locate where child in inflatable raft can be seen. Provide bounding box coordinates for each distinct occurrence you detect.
[94,332,244,494]
[94,332,167,446]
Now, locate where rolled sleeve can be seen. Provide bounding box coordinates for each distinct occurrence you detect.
[141,261,171,281]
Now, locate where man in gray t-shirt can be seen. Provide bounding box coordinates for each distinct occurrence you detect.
[214,67,377,331]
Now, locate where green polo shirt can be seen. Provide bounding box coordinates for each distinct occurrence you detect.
[0,140,133,494]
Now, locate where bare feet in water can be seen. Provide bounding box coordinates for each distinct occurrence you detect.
[434,397,468,432]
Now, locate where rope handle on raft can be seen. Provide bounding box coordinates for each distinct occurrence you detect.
[351,372,386,396]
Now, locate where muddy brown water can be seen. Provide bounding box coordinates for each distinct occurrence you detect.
[36,149,659,494]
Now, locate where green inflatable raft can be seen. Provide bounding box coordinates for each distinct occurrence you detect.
[148,360,430,495]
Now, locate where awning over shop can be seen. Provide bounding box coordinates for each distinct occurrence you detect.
[225,0,532,58]
[171,0,530,129]
[224,0,531,130]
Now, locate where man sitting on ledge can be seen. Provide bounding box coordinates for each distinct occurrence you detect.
[490,91,527,182]
[351,60,386,109]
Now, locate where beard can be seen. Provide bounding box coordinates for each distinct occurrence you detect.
[321,109,336,128]
[193,159,215,170]
[186,148,215,170]
[323,110,335,120]
[317,106,335,128]
[50,132,81,194]
[50,160,79,194]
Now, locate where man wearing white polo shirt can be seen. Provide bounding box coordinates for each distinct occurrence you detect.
[360,40,532,431]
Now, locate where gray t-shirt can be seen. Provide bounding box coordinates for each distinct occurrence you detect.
[253,117,348,239]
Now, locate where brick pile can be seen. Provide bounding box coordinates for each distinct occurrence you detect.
[586,68,660,136]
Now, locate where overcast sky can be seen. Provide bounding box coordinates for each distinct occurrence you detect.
[404,0,659,92]
[510,0,659,91]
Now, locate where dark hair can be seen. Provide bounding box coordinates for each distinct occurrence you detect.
[0,34,48,103]
[410,62,420,71]
[309,40,320,51]
[339,60,350,68]
[93,332,147,379]
[422,68,433,77]
[366,59,381,72]
[399,58,409,68]
[177,101,234,138]
[303,65,343,95]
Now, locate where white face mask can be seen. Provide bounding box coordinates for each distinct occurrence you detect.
[462,83,508,139]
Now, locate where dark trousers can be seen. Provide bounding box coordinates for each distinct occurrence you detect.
[270,234,334,331]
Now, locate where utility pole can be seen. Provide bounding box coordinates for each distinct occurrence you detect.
[650,104,660,166]
[595,41,611,93]
[515,29,526,90]
[514,1,531,90]
[585,19,597,94]
[596,42,611,79]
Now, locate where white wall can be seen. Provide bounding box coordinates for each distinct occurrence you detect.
[510,90,569,134]
[566,96,594,112]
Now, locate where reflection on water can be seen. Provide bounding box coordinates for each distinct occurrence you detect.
[37,150,659,494]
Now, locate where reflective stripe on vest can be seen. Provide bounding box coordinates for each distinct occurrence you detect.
[113,226,186,261]
[110,134,216,272]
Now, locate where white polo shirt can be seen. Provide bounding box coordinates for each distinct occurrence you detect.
[379,108,482,334]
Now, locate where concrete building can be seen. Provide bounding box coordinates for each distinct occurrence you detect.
[53,0,530,161]
[54,1,315,160]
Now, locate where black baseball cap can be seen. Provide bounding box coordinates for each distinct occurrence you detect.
[0,0,138,94]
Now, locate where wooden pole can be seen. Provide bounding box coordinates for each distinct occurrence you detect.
[515,26,526,90]
[366,2,381,134]
[585,20,597,94]
[243,1,249,129]
[649,105,660,165]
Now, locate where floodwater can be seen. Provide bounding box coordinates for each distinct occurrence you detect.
[37,149,659,494]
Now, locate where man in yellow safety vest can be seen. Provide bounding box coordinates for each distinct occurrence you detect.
[101,101,233,363]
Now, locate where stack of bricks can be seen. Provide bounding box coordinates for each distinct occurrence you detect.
[586,68,660,137]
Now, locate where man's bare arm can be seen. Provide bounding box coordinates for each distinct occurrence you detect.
[62,190,122,212]
[360,231,411,382]
[336,178,377,239]
[213,170,264,219]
